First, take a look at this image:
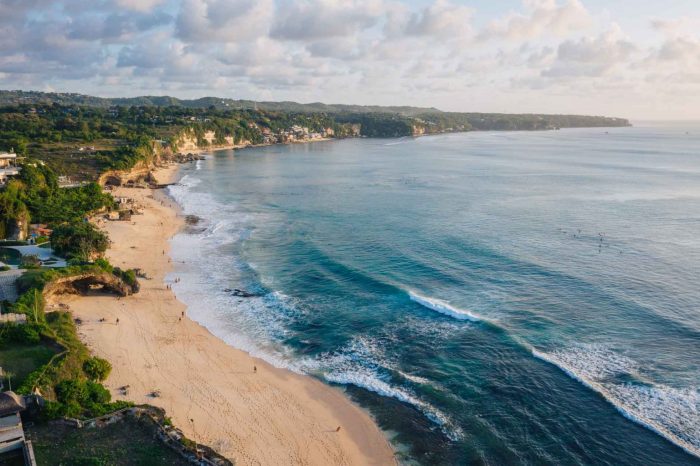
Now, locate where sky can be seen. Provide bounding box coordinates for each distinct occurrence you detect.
[0,0,699,119]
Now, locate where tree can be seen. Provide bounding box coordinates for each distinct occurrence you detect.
[8,137,27,156]
[55,379,87,404]
[51,222,109,260]
[83,357,112,382]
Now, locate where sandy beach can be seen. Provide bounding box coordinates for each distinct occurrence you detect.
[183,137,333,155]
[61,164,395,465]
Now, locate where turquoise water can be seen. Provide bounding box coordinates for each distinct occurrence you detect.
[168,125,700,465]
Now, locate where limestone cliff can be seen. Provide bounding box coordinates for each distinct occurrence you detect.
[40,271,139,301]
[170,128,236,153]
[97,142,170,187]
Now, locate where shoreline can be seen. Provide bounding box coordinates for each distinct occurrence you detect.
[181,136,334,155]
[175,125,633,158]
[63,163,396,465]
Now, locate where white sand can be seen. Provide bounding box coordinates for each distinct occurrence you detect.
[64,164,395,465]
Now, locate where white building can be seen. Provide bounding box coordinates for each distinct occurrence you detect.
[0,152,21,186]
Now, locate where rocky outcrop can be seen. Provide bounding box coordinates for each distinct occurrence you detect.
[97,142,172,187]
[98,162,153,187]
[412,125,426,136]
[42,272,137,300]
[6,216,29,240]
[170,128,237,154]
[172,153,205,164]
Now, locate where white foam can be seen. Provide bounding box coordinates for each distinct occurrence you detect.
[408,291,483,322]
[166,174,465,441]
[397,370,434,386]
[301,336,464,441]
[383,138,409,146]
[534,345,700,458]
[166,174,302,370]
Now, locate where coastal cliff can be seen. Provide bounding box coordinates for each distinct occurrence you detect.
[42,271,138,300]
[97,142,171,187]
[170,128,239,153]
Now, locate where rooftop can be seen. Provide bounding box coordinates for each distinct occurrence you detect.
[0,392,25,417]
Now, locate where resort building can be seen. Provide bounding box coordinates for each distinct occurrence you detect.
[29,224,52,238]
[0,152,21,186]
[0,391,36,466]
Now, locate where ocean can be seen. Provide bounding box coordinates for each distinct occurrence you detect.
[167,124,700,465]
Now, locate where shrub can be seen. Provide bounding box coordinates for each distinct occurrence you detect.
[113,267,138,291]
[59,401,83,419]
[85,381,111,404]
[20,254,42,269]
[55,379,88,404]
[83,357,112,382]
[93,258,113,273]
[51,222,108,261]
[40,400,64,420]
[11,288,44,323]
[0,323,42,346]
[16,325,41,344]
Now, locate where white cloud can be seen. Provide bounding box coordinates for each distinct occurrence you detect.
[114,0,166,12]
[175,0,273,42]
[479,0,591,42]
[655,37,700,63]
[541,26,636,78]
[1,0,699,118]
[386,0,473,39]
[650,17,700,38]
[271,0,384,40]
[306,37,367,60]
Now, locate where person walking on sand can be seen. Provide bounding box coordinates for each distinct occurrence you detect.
[253,365,257,373]
[116,318,120,325]
[336,426,341,432]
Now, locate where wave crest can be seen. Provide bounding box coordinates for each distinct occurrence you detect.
[534,345,700,458]
[408,291,484,322]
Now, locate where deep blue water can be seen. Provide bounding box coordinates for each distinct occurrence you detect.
[168,125,700,465]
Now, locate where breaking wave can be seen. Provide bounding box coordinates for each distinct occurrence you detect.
[534,345,700,458]
[167,172,465,441]
[300,336,464,441]
[408,291,485,322]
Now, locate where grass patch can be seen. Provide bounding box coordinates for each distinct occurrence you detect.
[0,343,57,388]
[28,416,192,466]
[17,312,91,395]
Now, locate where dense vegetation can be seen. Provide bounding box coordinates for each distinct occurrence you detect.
[83,356,112,382]
[16,161,114,221]
[0,159,113,252]
[0,89,442,115]
[0,91,630,181]
[4,262,134,418]
[50,222,109,260]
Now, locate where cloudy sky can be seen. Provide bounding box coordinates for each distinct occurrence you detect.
[0,0,698,119]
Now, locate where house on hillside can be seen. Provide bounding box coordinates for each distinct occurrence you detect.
[28,224,52,244]
[0,152,21,186]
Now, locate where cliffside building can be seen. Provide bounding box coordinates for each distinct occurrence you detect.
[0,152,21,186]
